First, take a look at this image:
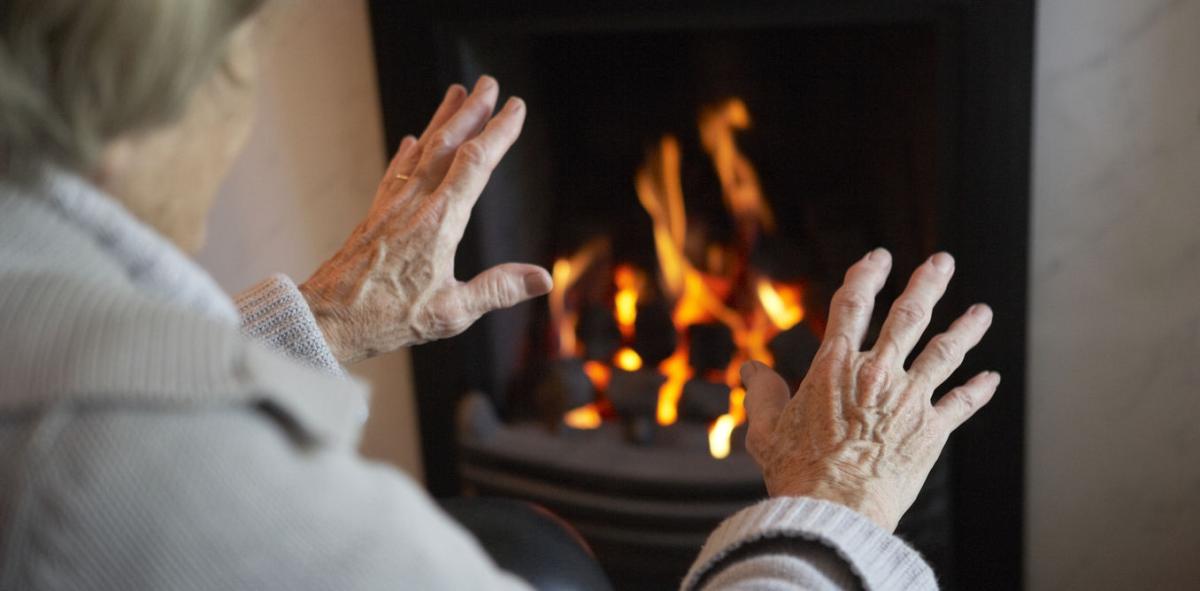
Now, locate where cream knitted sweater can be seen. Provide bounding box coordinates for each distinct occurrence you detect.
[0,171,937,590]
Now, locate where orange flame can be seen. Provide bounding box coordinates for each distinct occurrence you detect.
[655,349,693,426]
[699,98,775,234]
[756,280,804,331]
[548,240,606,357]
[583,361,611,392]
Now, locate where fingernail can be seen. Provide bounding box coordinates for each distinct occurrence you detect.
[523,271,552,295]
[475,76,496,92]
[989,371,1002,384]
[504,96,525,113]
[446,84,465,99]
[865,247,890,263]
[739,360,759,382]
[930,252,954,272]
[969,303,993,319]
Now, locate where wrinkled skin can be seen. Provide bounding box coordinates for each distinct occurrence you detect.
[300,77,552,364]
[741,249,999,532]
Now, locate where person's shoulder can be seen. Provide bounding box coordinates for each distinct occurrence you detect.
[3,393,523,590]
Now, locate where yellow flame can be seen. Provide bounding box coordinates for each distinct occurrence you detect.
[728,387,747,424]
[708,414,738,459]
[655,349,693,426]
[756,280,804,331]
[614,347,643,372]
[614,265,640,338]
[564,404,603,429]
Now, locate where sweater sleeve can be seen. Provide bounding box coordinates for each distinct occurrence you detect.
[234,274,345,377]
[683,497,938,591]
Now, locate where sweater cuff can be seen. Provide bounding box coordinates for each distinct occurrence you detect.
[683,497,936,591]
[235,274,345,377]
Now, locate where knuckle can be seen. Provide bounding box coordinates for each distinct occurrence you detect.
[429,130,456,153]
[856,359,891,394]
[928,336,960,364]
[948,390,976,417]
[456,140,489,168]
[833,290,872,316]
[890,300,926,326]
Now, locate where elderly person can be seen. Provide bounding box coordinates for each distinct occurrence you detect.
[0,2,1000,590]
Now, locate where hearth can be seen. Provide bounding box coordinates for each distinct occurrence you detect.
[369,2,1032,589]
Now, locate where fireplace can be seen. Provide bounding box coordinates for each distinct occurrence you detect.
[368,2,1032,589]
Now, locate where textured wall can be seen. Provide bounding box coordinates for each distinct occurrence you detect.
[197,0,423,479]
[1028,0,1200,587]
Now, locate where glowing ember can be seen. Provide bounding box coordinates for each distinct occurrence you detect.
[614,347,643,372]
[564,404,603,430]
[707,414,738,459]
[583,361,612,392]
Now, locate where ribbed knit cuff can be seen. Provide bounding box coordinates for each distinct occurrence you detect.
[683,497,937,591]
[235,274,345,377]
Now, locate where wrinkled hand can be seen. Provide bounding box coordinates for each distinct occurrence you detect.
[300,77,552,364]
[741,249,999,532]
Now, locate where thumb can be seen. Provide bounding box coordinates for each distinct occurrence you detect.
[458,263,553,319]
[740,360,789,462]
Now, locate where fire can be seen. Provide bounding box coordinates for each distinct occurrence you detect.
[614,265,640,338]
[548,239,606,357]
[614,347,643,372]
[707,415,738,459]
[553,98,806,460]
[757,280,804,331]
[700,98,775,235]
[564,403,603,430]
[655,349,693,426]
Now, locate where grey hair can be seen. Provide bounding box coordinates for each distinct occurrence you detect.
[0,0,265,182]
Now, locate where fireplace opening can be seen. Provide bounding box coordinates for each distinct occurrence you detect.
[370,2,1032,589]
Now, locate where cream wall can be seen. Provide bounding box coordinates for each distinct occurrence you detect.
[1028,0,1200,587]
[196,0,423,479]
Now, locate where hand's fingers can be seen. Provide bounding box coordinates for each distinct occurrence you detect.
[740,360,789,464]
[413,76,500,182]
[392,85,468,178]
[383,135,418,180]
[819,248,892,357]
[873,252,954,364]
[436,96,526,228]
[396,135,418,163]
[456,262,553,320]
[908,304,993,386]
[418,84,468,144]
[934,370,1000,431]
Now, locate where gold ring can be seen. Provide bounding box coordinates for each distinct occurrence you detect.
[394,173,410,181]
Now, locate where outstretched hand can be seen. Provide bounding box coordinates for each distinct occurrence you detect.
[300,76,552,364]
[741,249,998,531]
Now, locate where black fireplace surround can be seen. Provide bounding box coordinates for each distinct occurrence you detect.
[368,1,1032,589]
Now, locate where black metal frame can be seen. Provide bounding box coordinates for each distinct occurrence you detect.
[367,2,1032,588]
